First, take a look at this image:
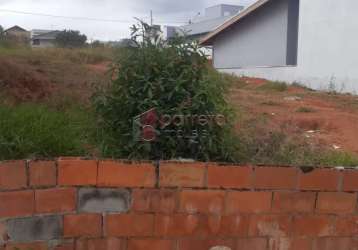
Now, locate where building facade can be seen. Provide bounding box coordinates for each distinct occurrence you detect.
[2,26,30,44]
[201,0,358,94]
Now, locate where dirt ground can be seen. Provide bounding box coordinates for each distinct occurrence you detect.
[0,56,109,105]
[1,54,358,156]
[230,77,358,155]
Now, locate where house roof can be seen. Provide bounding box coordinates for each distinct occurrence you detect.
[200,0,272,45]
[32,30,61,40]
[178,15,236,37]
[4,25,28,33]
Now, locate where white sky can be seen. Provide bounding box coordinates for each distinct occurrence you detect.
[0,0,256,41]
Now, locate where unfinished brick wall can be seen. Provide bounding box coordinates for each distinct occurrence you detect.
[0,159,358,250]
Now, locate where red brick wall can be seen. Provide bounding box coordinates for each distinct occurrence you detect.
[0,159,358,250]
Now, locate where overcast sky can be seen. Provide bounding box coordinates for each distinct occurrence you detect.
[0,0,256,41]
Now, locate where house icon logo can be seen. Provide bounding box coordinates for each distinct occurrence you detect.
[132,108,159,142]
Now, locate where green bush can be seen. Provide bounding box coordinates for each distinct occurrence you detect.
[93,21,239,161]
[0,104,94,160]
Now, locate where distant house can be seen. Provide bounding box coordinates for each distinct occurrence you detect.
[3,25,30,44]
[164,4,244,41]
[200,0,358,93]
[31,29,61,48]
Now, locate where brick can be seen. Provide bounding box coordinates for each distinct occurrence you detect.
[106,214,154,237]
[335,216,358,236]
[0,190,34,218]
[154,214,201,237]
[0,161,27,190]
[64,214,102,237]
[154,213,248,237]
[292,215,335,237]
[179,190,225,214]
[58,159,97,186]
[128,239,174,250]
[237,238,267,250]
[249,215,292,237]
[178,239,235,250]
[226,191,272,214]
[215,215,249,237]
[5,242,47,250]
[29,161,56,187]
[98,161,155,187]
[76,238,123,250]
[207,165,252,189]
[272,192,316,213]
[343,170,358,191]
[5,215,62,242]
[299,168,340,191]
[255,167,298,190]
[316,192,357,214]
[159,162,206,188]
[313,237,352,250]
[132,189,177,213]
[284,238,312,250]
[35,188,76,213]
[78,188,130,213]
[268,238,312,250]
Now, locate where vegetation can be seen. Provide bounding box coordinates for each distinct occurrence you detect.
[258,81,288,92]
[93,21,238,161]
[0,104,95,160]
[55,30,87,48]
[0,46,114,64]
[296,107,315,113]
[0,22,357,167]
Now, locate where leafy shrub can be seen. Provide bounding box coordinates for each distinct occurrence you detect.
[55,30,87,48]
[0,104,94,160]
[93,21,238,161]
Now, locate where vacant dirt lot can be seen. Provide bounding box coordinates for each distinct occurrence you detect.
[1,50,357,157]
[230,77,358,155]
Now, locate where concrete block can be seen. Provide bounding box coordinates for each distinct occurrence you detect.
[78,188,131,213]
[6,215,62,243]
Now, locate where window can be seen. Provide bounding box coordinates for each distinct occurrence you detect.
[33,39,40,45]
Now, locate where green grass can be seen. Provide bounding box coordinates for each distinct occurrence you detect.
[296,107,316,113]
[258,81,288,92]
[0,104,96,160]
[320,151,358,167]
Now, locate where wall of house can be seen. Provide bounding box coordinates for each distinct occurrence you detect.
[1,158,358,250]
[213,0,289,69]
[219,0,358,94]
[32,39,56,48]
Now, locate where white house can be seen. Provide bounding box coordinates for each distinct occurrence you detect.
[200,0,358,94]
[31,29,60,48]
[163,4,244,41]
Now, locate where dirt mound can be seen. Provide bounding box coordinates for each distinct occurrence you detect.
[0,58,55,102]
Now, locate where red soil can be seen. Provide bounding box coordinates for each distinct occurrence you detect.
[230,77,358,155]
[0,58,56,102]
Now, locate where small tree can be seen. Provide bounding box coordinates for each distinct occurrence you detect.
[93,21,239,161]
[55,30,87,48]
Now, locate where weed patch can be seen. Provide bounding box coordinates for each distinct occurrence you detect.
[0,104,95,160]
[258,81,288,92]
